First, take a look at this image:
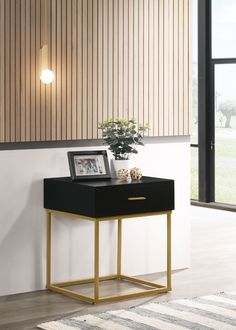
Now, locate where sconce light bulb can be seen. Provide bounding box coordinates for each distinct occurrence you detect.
[40,69,55,84]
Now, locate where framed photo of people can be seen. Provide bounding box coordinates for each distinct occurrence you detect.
[67,150,111,181]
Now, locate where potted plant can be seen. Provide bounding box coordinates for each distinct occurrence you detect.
[98,119,148,177]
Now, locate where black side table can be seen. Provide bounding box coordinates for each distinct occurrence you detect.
[44,176,174,303]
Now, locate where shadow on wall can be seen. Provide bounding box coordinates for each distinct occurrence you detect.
[0,180,45,295]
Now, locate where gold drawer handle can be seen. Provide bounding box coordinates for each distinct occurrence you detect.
[128,197,146,201]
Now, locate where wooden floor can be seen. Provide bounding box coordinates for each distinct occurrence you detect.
[0,206,236,330]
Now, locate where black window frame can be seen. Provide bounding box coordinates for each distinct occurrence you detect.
[192,0,236,211]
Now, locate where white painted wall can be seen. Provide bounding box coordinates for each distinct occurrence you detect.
[0,138,191,296]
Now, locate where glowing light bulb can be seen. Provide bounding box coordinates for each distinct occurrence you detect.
[40,69,55,84]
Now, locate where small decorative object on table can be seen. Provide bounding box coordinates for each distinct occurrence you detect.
[98,119,148,178]
[117,169,131,181]
[130,167,142,181]
[67,150,110,181]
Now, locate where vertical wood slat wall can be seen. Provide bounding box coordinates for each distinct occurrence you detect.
[0,0,192,143]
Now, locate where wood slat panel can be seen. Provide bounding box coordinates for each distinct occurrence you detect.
[51,0,57,141]
[123,0,129,119]
[56,0,62,140]
[25,0,31,141]
[46,0,52,141]
[153,0,159,136]
[35,0,41,141]
[66,0,72,140]
[133,0,139,124]
[97,0,103,138]
[183,0,189,135]
[118,0,124,119]
[20,0,26,141]
[5,0,11,142]
[108,0,114,121]
[31,1,36,141]
[148,0,154,135]
[71,0,77,139]
[87,0,93,138]
[178,0,184,135]
[103,0,108,123]
[10,0,16,142]
[168,0,174,136]
[0,0,192,143]
[163,0,169,135]
[173,0,179,135]
[143,0,149,129]
[128,0,134,121]
[113,0,119,121]
[138,0,144,126]
[158,0,164,135]
[61,0,67,140]
[76,0,83,139]
[40,0,46,141]
[92,0,98,137]
[82,0,88,139]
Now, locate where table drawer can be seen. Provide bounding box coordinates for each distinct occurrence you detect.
[95,181,174,217]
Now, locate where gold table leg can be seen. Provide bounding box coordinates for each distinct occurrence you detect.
[117,218,122,278]
[45,209,172,303]
[94,220,99,301]
[167,212,172,291]
[46,211,52,288]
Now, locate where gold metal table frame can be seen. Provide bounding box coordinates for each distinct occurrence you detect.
[46,209,172,304]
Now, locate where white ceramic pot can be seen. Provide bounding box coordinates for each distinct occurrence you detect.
[110,159,132,178]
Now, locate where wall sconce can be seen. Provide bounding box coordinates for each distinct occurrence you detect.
[40,0,54,84]
[40,45,55,84]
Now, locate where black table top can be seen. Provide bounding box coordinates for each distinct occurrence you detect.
[45,176,173,188]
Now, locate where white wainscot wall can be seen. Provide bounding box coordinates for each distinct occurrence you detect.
[0,138,191,296]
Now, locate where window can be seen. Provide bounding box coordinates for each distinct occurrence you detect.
[194,0,236,207]
[214,64,236,204]
[212,0,236,58]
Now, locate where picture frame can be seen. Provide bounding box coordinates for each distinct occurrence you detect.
[67,150,111,181]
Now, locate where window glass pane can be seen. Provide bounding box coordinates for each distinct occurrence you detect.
[215,64,236,204]
[191,147,198,200]
[212,0,236,58]
[191,0,198,144]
